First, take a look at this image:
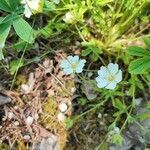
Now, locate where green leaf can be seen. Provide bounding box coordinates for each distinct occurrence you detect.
[82,48,91,56]
[13,17,35,43]
[8,0,19,11]
[0,14,14,25]
[0,22,11,59]
[129,57,150,74]
[78,98,87,106]
[91,52,98,61]
[112,133,123,145]
[13,40,33,52]
[44,0,56,11]
[9,59,24,75]
[0,0,11,12]
[143,37,150,50]
[65,118,74,129]
[0,17,5,24]
[0,49,4,60]
[112,99,126,111]
[136,113,150,121]
[128,46,150,57]
[0,20,11,35]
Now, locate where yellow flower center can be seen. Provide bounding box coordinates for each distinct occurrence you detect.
[71,62,78,69]
[107,75,115,82]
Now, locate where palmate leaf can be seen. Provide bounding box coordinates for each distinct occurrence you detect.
[128,46,150,57]
[0,0,11,12]
[8,0,20,11]
[129,57,150,74]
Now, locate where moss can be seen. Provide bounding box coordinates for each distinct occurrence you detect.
[40,97,67,150]
[0,143,10,150]
[57,80,75,97]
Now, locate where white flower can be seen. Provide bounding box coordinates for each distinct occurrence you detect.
[63,12,74,23]
[58,102,68,113]
[96,63,122,90]
[21,0,43,18]
[60,55,86,75]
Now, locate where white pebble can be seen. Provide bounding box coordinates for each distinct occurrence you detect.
[98,113,102,119]
[14,106,18,110]
[71,87,76,93]
[58,102,68,113]
[100,121,104,125]
[135,98,143,106]
[14,121,19,126]
[21,84,30,94]
[113,127,120,133]
[34,113,39,120]
[26,116,34,125]
[57,112,66,121]
[8,112,13,119]
[2,117,7,121]
[23,135,30,140]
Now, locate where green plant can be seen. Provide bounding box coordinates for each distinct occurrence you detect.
[0,0,35,59]
[128,37,150,74]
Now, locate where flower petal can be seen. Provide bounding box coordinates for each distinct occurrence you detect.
[96,76,108,88]
[105,81,117,90]
[75,59,86,73]
[67,55,79,64]
[63,67,74,75]
[108,63,119,75]
[60,60,70,68]
[98,66,109,78]
[115,70,122,83]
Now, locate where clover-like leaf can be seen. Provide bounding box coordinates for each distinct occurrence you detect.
[129,57,150,74]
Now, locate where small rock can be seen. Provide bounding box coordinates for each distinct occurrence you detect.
[71,87,76,93]
[8,112,13,119]
[23,135,30,140]
[135,98,143,106]
[21,84,30,94]
[0,93,11,106]
[26,116,34,125]
[14,121,19,126]
[14,106,18,110]
[81,82,97,100]
[58,102,68,113]
[98,113,102,119]
[100,121,104,125]
[87,72,93,78]
[57,112,66,121]
[2,117,7,121]
[34,113,39,120]
[35,135,59,150]
[113,127,120,133]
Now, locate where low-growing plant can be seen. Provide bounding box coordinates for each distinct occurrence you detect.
[128,37,150,74]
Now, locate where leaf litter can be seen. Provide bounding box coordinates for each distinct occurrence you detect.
[0,50,75,150]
